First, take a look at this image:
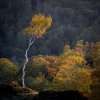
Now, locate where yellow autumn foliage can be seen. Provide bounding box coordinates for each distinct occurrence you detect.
[61,45,85,67]
[67,55,85,66]
[52,45,92,96]
[54,64,92,96]
[24,13,52,38]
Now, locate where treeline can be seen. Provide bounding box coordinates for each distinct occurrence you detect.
[0,41,100,99]
[0,0,100,61]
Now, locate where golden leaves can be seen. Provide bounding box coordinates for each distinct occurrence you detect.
[53,45,92,96]
[23,13,52,38]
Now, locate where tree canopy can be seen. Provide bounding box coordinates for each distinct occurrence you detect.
[23,14,52,38]
[0,58,18,83]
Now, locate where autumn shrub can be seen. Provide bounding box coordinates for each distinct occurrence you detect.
[25,55,59,90]
[46,66,92,96]
[25,73,48,91]
[24,44,93,96]
[26,56,49,77]
[44,45,92,96]
[44,55,59,81]
[0,58,19,83]
[60,45,86,67]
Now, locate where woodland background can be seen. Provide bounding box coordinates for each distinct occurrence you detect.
[0,0,100,100]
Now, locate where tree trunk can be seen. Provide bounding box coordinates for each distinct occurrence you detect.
[22,37,35,88]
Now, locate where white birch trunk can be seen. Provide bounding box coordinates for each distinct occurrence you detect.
[22,37,35,88]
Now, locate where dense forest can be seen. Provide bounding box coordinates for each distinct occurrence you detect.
[0,0,100,100]
[0,0,100,59]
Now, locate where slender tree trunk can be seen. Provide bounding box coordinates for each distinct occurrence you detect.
[22,37,35,88]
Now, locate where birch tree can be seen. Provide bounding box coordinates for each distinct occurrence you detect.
[22,14,52,87]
